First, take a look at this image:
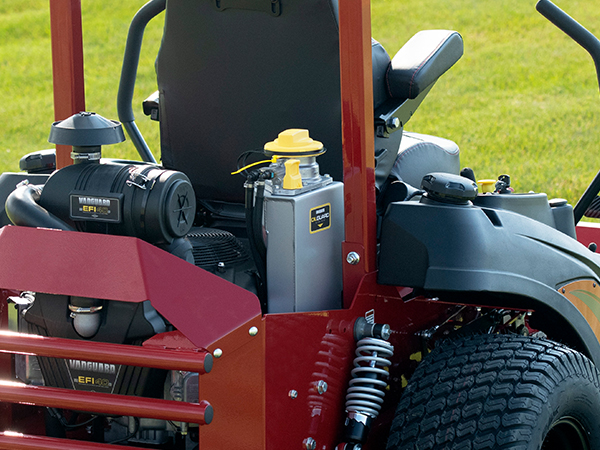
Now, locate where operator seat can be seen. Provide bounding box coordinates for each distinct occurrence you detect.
[154,0,462,207]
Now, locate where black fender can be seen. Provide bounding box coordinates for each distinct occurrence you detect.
[378,199,600,365]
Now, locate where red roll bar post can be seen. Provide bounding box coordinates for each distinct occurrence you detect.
[49,0,86,169]
[339,0,377,307]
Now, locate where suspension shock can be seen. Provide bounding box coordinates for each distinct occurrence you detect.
[336,318,394,450]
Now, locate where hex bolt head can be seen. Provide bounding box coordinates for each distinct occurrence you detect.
[303,437,316,450]
[387,117,401,130]
[346,252,360,265]
[315,380,328,395]
[213,348,223,358]
[249,326,259,336]
[288,390,298,399]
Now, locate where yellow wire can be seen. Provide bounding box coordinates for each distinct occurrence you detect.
[231,158,275,175]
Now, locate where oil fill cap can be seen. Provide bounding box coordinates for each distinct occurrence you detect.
[283,159,302,190]
[421,172,478,204]
[264,129,325,157]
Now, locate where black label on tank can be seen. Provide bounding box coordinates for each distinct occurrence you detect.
[70,194,121,222]
[310,203,331,233]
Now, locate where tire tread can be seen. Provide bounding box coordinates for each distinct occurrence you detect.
[386,334,600,450]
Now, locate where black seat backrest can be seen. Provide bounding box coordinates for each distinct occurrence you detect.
[156,0,342,203]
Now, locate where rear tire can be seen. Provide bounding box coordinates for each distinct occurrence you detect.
[386,334,600,450]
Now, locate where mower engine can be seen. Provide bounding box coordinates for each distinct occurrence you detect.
[4,113,208,446]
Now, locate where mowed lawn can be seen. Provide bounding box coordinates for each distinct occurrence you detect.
[0,0,599,206]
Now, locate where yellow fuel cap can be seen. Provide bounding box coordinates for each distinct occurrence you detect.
[264,129,324,156]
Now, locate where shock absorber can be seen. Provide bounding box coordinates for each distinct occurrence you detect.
[336,318,394,450]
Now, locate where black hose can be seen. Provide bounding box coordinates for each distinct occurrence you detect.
[252,182,268,263]
[245,179,268,310]
[5,184,75,231]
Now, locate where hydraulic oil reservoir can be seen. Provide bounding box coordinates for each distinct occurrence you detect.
[262,130,344,313]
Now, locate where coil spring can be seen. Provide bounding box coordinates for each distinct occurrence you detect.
[345,337,394,419]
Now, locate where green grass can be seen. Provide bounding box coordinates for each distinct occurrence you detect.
[373,0,600,204]
[0,0,599,205]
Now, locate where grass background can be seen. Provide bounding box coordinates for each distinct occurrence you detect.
[0,0,599,206]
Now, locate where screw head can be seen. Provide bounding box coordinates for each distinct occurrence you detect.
[346,252,360,265]
[213,348,223,358]
[316,380,328,395]
[249,326,259,336]
[303,437,316,450]
[288,390,298,399]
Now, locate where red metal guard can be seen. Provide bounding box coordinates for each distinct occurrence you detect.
[0,331,211,374]
[0,382,211,425]
[0,432,138,450]
[0,331,213,448]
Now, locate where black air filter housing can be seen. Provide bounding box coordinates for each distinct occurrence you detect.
[38,161,196,245]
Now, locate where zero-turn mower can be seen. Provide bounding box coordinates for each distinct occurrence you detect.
[0,0,599,449]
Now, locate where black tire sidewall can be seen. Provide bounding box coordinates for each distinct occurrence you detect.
[535,373,600,448]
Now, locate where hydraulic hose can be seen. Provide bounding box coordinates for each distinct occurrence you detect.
[252,182,268,263]
[245,178,268,310]
[5,184,75,231]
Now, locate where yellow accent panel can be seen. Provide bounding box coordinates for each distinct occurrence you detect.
[282,159,302,190]
[559,279,600,340]
[264,129,323,154]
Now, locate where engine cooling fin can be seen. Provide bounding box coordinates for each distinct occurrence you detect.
[186,227,249,270]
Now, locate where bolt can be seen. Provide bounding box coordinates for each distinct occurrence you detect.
[380,324,392,340]
[562,288,566,294]
[289,390,298,399]
[387,117,401,130]
[217,262,226,273]
[316,380,328,395]
[249,326,259,336]
[346,252,360,265]
[213,348,223,358]
[303,437,316,450]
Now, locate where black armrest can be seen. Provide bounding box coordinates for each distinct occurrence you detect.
[142,90,160,121]
[387,30,463,100]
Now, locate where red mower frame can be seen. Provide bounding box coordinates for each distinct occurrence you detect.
[0,0,600,449]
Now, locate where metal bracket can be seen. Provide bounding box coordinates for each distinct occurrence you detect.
[374,84,433,138]
[126,169,153,190]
